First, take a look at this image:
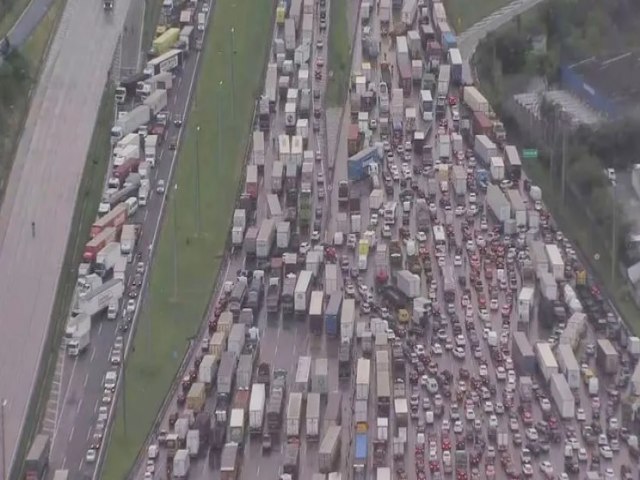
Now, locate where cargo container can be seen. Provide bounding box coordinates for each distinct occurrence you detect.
[324,264,338,296]
[354,433,368,475]
[286,392,304,438]
[228,408,245,444]
[271,160,284,193]
[559,312,586,350]
[545,244,564,280]
[356,358,371,401]
[452,165,466,196]
[252,130,265,170]
[306,392,321,439]
[517,286,534,323]
[256,218,276,259]
[220,443,239,479]
[376,369,391,416]
[348,145,383,182]
[323,392,342,432]
[535,342,559,382]
[448,48,462,84]
[236,354,254,390]
[504,145,522,182]
[187,382,206,412]
[486,184,511,223]
[173,449,190,478]
[550,373,575,419]
[217,351,237,400]
[474,134,497,165]
[512,332,535,375]
[294,270,313,316]
[91,203,128,238]
[318,425,341,473]
[463,86,489,114]
[556,344,580,389]
[507,189,527,226]
[309,290,325,334]
[596,339,619,374]
[396,270,420,298]
[341,298,355,341]
[249,383,266,434]
[294,355,312,396]
[490,156,505,181]
[312,358,329,394]
[198,354,217,385]
[325,293,342,337]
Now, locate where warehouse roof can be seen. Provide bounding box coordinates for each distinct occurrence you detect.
[569,51,640,107]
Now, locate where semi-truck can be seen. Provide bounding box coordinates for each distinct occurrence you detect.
[65,313,91,356]
[94,242,121,277]
[143,48,184,76]
[256,219,276,259]
[111,105,151,140]
[286,392,303,439]
[249,383,266,435]
[318,425,341,473]
[120,223,138,254]
[75,278,124,317]
[24,434,51,480]
[306,392,321,439]
[294,270,313,317]
[281,273,297,315]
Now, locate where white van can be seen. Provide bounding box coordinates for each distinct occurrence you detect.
[125,197,138,216]
[138,180,150,206]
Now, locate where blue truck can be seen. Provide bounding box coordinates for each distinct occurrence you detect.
[354,433,368,479]
[348,145,383,181]
[324,293,342,337]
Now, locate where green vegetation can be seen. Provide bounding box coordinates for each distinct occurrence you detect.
[0,0,33,38]
[472,0,640,333]
[101,0,275,477]
[0,0,64,204]
[326,0,350,106]
[444,0,514,32]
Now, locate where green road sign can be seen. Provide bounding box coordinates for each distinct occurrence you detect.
[522,149,538,159]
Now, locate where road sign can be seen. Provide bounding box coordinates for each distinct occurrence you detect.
[522,149,538,160]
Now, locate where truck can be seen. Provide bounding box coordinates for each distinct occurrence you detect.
[486,183,511,223]
[179,25,195,50]
[463,86,489,114]
[246,274,264,312]
[283,443,300,478]
[136,71,173,100]
[236,354,254,389]
[507,189,527,226]
[271,160,284,193]
[94,242,121,277]
[110,105,151,140]
[517,286,534,324]
[249,383,266,435]
[65,312,91,356]
[115,73,148,103]
[354,433,368,477]
[228,278,248,317]
[24,434,51,480]
[91,203,128,238]
[324,293,342,337]
[544,243,564,280]
[173,449,190,478]
[198,354,217,386]
[143,48,183,77]
[596,339,619,374]
[151,27,180,56]
[286,392,304,439]
[113,256,126,282]
[396,270,420,298]
[452,164,466,196]
[306,392,321,439]
[265,370,286,439]
[376,370,391,416]
[309,290,325,335]
[318,425,341,473]
[119,223,137,254]
[512,332,535,375]
[535,342,559,383]
[216,352,237,408]
[256,219,276,259]
[312,358,329,394]
[356,358,371,401]
[556,344,580,389]
[474,134,497,165]
[550,373,575,419]
[186,429,200,458]
[229,408,245,444]
[252,130,265,171]
[294,356,312,395]
[266,266,282,314]
[220,443,239,479]
[75,278,124,317]
[294,270,313,317]
[489,156,505,181]
[281,274,297,315]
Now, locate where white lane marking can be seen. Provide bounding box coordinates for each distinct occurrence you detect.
[98,322,103,335]
[68,425,75,442]
[83,373,89,388]
[90,347,96,363]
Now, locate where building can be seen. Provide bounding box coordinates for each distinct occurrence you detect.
[562,51,640,119]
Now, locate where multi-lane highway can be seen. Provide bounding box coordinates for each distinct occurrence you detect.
[0,0,131,474]
[45,3,212,476]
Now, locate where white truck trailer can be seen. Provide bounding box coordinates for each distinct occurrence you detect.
[249,383,266,435]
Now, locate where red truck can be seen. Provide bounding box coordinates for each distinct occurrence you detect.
[114,157,140,181]
[472,111,493,137]
[83,226,117,262]
[245,165,259,199]
[90,203,128,238]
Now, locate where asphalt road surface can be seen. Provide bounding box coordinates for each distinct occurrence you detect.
[0,0,132,474]
[47,18,208,479]
[5,0,55,49]
[119,0,145,77]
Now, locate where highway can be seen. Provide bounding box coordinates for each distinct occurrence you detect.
[45,4,210,477]
[0,0,132,474]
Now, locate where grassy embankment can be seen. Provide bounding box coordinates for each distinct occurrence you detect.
[443,0,514,32]
[326,0,350,106]
[101,0,274,477]
[0,0,34,38]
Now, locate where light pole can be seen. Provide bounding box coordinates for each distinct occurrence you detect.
[1,399,6,480]
[218,81,223,163]
[173,183,179,299]
[195,125,201,235]
[230,27,237,126]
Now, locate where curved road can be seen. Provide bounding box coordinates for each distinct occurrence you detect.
[459,0,546,84]
[0,0,131,474]
[5,0,57,50]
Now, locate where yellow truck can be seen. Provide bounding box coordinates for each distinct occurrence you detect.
[152,27,180,56]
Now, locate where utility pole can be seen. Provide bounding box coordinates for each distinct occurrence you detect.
[195,125,201,235]
[230,28,237,126]
[173,184,179,299]
[218,81,223,162]
[611,187,617,287]
[122,366,127,437]
[1,399,6,480]
[561,126,567,205]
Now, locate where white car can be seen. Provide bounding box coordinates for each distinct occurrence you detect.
[431,343,443,356]
[496,366,506,381]
[479,364,488,377]
[156,179,165,194]
[599,445,613,459]
[576,408,586,422]
[453,421,463,434]
[522,464,533,476]
[453,255,462,267]
[465,408,475,421]
[483,401,494,413]
[416,231,427,242]
[488,414,498,429]
[453,347,465,359]
[126,298,137,314]
[526,428,538,442]
[455,335,466,347]
[539,461,553,476]
[578,448,588,462]
[86,449,97,463]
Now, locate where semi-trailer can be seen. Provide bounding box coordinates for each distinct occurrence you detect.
[512,332,535,375]
[556,344,580,390]
[324,293,342,337]
[294,270,313,317]
[111,105,151,140]
[318,425,341,473]
[249,383,266,435]
[550,373,575,419]
[596,339,619,374]
[535,342,559,383]
[294,355,312,395]
[306,392,321,439]
[312,358,329,394]
[356,358,371,401]
[286,392,304,439]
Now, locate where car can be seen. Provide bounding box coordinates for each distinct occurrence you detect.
[509,417,519,432]
[311,230,320,242]
[577,448,588,462]
[495,402,505,414]
[599,445,613,459]
[479,364,488,377]
[522,463,533,477]
[201,3,209,13]
[345,283,355,297]
[465,408,475,421]
[576,408,586,422]
[452,346,465,359]
[360,302,371,314]
[496,366,506,381]
[86,449,97,463]
[136,261,145,274]
[539,461,553,476]
[104,370,118,391]
[526,428,538,441]
[453,421,463,434]
[126,298,137,314]
[156,179,165,194]
[431,343,443,355]
[455,335,466,347]
[453,255,462,267]
[483,401,494,413]
[110,348,122,365]
[488,414,498,429]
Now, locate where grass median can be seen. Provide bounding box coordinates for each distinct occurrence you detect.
[443,0,513,32]
[326,0,349,106]
[101,0,275,477]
